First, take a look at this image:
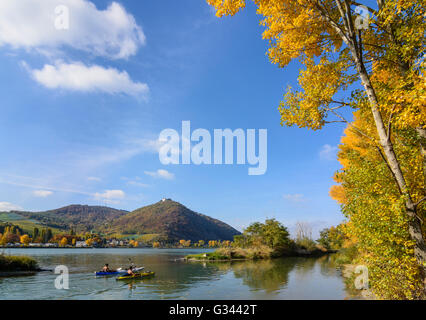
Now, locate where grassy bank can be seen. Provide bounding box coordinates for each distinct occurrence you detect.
[339,264,376,300]
[325,246,375,300]
[186,245,332,261]
[0,253,39,271]
[186,246,274,261]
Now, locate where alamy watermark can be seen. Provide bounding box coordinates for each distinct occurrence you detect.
[54,5,69,30]
[54,265,69,290]
[354,265,369,290]
[355,5,370,30]
[158,121,267,175]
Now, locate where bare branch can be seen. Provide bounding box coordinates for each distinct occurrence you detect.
[386,105,397,141]
[325,120,346,123]
[330,100,351,107]
[311,0,351,46]
[415,197,426,207]
[327,108,376,142]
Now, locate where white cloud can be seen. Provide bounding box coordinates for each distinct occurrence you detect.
[27,61,148,96]
[0,202,23,212]
[87,176,101,182]
[0,174,93,196]
[0,0,145,59]
[127,181,149,188]
[33,190,53,197]
[319,144,338,161]
[94,189,125,201]
[283,194,305,202]
[144,169,175,180]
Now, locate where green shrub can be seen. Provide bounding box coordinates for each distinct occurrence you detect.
[295,237,317,251]
[331,245,358,265]
[0,253,38,271]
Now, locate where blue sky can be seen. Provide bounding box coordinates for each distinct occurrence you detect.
[0,0,349,237]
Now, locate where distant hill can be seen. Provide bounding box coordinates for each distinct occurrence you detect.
[3,201,240,241]
[12,205,128,232]
[107,199,240,241]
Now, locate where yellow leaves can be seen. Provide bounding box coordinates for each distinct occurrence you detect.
[206,0,246,17]
[152,241,161,248]
[279,56,353,130]
[208,0,342,67]
[329,185,346,204]
[20,234,30,246]
[279,88,325,130]
[208,240,219,247]
[179,239,191,247]
[371,65,426,130]
[333,112,425,298]
[60,237,68,247]
[129,240,139,247]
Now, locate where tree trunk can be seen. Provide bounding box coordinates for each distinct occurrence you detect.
[416,127,426,188]
[352,48,426,295]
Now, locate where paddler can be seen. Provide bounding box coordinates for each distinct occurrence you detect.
[102,264,112,272]
[127,266,134,275]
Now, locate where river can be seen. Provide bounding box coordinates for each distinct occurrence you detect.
[0,248,351,300]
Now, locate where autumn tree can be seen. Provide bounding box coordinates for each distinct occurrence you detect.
[0,234,6,246]
[129,240,139,248]
[3,232,20,244]
[153,241,161,248]
[85,238,94,247]
[238,219,291,249]
[60,237,68,247]
[317,224,346,250]
[20,234,31,246]
[208,240,218,247]
[207,0,425,294]
[331,110,425,298]
[222,240,232,247]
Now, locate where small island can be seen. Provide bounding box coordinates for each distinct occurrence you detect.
[0,253,39,276]
[185,219,336,262]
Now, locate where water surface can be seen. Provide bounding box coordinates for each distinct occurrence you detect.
[0,248,349,300]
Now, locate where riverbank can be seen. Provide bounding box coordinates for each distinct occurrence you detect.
[340,264,376,300]
[0,253,39,273]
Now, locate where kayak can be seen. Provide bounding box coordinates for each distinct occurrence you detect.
[95,267,144,276]
[95,271,121,276]
[116,271,155,280]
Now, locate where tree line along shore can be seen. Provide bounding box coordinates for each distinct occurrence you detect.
[0,222,235,249]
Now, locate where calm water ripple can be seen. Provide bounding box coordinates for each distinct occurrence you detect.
[0,248,350,300]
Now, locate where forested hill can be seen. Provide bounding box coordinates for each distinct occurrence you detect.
[13,205,128,232]
[6,200,240,241]
[106,199,241,241]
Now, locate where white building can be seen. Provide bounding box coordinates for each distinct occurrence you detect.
[75,241,87,248]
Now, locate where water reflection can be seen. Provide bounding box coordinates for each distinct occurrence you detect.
[231,259,293,292]
[0,249,349,300]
